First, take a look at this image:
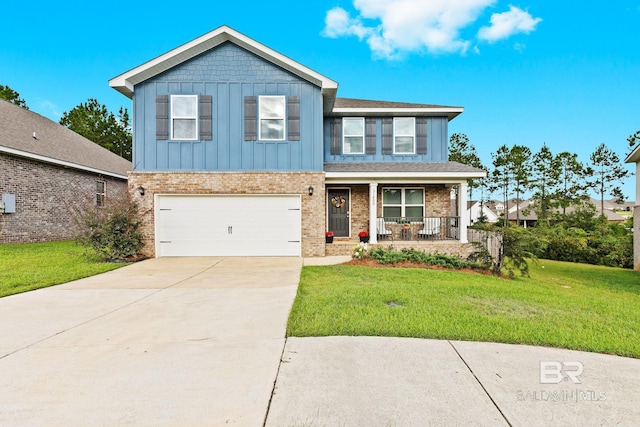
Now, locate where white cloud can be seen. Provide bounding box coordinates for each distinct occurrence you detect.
[37,99,63,120]
[477,5,542,43]
[323,0,495,58]
[322,1,542,58]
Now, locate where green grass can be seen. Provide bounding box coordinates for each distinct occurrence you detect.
[0,241,128,298]
[287,260,640,358]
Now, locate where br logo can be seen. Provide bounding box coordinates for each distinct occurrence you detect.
[540,361,584,384]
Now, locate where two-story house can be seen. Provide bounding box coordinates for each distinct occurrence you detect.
[109,26,485,258]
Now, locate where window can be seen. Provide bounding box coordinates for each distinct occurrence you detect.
[382,188,424,218]
[96,180,106,206]
[171,95,198,140]
[342,118,365,154]
[259,96,285,140]
[394,117,415,154]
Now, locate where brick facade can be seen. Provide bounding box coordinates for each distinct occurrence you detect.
[128,171,326,258]
[0,153,128,244]
[635,206,640,271]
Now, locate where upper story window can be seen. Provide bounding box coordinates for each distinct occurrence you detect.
[342,118,365,154]
[171,95,198,140]
[96,180,106,206]
[259,96,286,140]
[394,117,415,154]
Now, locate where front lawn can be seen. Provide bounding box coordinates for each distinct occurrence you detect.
[287,259,640,358]
[0,241,128,298]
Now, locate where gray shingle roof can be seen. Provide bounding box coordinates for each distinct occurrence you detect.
[334,97,461,110]
[0,99,131,178]
[324,162,486,175]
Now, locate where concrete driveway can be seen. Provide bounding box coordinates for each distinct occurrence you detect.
[0,257,301,426]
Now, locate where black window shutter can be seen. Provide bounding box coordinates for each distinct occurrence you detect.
[365,118,376,155]
[416,117,427,154]
[330,117,342,155]
[199,95,212,141]
[244,96,257,141]
[381,118,393,155]
[287,96,300,141]
[156,95,169,140]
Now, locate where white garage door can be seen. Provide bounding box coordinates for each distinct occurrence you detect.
[155,195,301,257]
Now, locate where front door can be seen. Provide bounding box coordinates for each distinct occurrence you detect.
[327,189,350,237]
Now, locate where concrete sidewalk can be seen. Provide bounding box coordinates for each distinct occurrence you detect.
[266,336,640,426]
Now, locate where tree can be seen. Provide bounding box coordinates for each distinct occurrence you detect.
[627,130,640,157]
[529,143,560,225]
[587,143,630,216]
[556,151,588,217]
[60,99,132,160]
[509,145,532,225]
[0,84,28,109]
[490,144,531,227]
[448,133,487,210]
[490,145,513,227]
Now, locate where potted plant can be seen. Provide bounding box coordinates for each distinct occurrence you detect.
[358,230,369,243]
[325,231,334,243]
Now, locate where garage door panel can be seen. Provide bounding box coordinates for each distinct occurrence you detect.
[156,195,301,257]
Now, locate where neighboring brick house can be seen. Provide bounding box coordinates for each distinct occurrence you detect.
[625,146,640,271]
[0,99,131,244]
[109,26,485,258]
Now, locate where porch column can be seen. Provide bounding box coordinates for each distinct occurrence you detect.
[369,182,378,244]
[458,182,468,243]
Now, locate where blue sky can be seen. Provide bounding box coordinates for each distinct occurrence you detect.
[2,0,638,199]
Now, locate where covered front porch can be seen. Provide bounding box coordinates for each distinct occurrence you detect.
[322,162,486,257]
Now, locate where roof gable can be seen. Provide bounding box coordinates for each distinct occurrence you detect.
[0,100,131,178]
[626,144,640,163]
[109,25,338,112]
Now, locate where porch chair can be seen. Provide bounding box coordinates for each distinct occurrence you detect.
[376,217,393,239]
[418,217,441,239]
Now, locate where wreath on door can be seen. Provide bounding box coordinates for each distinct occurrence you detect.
[331,195,346,209]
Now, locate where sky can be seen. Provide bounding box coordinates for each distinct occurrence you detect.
[2,0,638,200]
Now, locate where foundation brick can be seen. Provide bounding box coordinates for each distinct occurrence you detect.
[128,171,326,257]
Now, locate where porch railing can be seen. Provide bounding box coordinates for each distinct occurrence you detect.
[376,217,460,242]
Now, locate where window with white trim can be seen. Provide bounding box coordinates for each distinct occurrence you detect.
[171,95,198,140]
[96,180,106,206]
[259,96,286,140]
[342,118,365,154]
[382,188,424,218]
[394,117,415,154]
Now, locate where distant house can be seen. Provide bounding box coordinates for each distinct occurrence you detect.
[625,145,640,271]
[468,200,499,225]
[0,99,131,244]
[484,198,628,228]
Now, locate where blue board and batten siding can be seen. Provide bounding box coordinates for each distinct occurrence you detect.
[323,116,450,162]
[132,42,323,172]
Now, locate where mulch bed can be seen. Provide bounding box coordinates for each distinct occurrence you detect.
[344,258,506,278]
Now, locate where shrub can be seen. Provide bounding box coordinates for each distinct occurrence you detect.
[70,189,142,262]
[352,242,368,260]
[369,246,487,271]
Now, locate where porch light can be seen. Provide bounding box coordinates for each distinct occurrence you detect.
[308,186,314,196]
[137,186,145,196]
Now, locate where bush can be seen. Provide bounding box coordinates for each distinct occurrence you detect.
[368,246,487,271]
[70,189,142,262]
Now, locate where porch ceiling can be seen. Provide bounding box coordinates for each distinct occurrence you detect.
[324,162,486,184]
